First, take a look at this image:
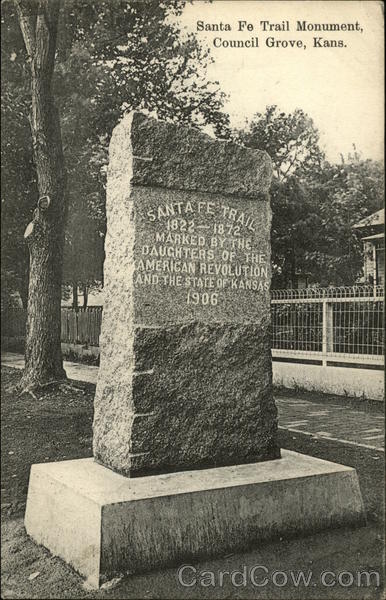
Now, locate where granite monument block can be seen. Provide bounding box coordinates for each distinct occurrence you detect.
[93,111,280,476]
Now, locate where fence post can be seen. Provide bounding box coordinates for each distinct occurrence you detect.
[322,300,334,365]
[75,310,79,344]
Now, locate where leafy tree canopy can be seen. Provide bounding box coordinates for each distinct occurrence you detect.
[309,151,384,285]
[1,0,230,305]
[236,105,324,182]
[238,106,384,288]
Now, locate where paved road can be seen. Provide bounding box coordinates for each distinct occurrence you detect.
[2,352,384,452]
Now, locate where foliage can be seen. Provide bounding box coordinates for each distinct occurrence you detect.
[237,105,324,182]
[1,48,35,307]
[237,105,325,287]
[2,0,230,305]
[308,153,384,285]
[270,177,323,288]
[238,107,384,287]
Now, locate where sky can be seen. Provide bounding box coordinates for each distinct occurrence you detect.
[179,0,384,163]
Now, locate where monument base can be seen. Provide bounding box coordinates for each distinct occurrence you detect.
[25,451,365,588]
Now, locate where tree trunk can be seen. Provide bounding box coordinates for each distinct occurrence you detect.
[15,0,67,388]
[18,258,29,310]
[83,284,88,308]
[72,282,78,310]
[290,243,297,289]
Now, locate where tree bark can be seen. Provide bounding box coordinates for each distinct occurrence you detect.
[82,284,88,308]
[18,263,29,310]
[15,0,67,388]
[72,282,78,310]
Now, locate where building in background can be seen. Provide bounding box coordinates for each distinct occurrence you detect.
[354,208,385,287]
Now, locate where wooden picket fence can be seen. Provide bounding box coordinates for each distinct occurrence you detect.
[2,306,103,347]
[61,307,102,346]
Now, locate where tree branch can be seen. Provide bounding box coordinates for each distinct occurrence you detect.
[14,0,37,58]
[182,89,219,118]
[281,148,300,181]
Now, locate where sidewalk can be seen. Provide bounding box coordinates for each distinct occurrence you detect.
[1,351,98,385]
[2,351,384,452]
[277,396,384,452]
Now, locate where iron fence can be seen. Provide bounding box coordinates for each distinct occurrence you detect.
[271,285,384,365]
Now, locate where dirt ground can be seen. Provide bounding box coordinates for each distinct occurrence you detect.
[1,366,384,599]
[1,367,94,518]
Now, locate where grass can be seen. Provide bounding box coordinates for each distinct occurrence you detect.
[1,366,384,599]
[273,384,384,414]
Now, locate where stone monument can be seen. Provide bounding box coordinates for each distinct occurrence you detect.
[93,111,279,477]
[24,112,365,588]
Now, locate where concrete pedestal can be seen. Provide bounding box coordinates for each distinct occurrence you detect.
[25,451,365,588]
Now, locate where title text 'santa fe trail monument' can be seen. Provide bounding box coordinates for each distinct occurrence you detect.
[25,112,365,587]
